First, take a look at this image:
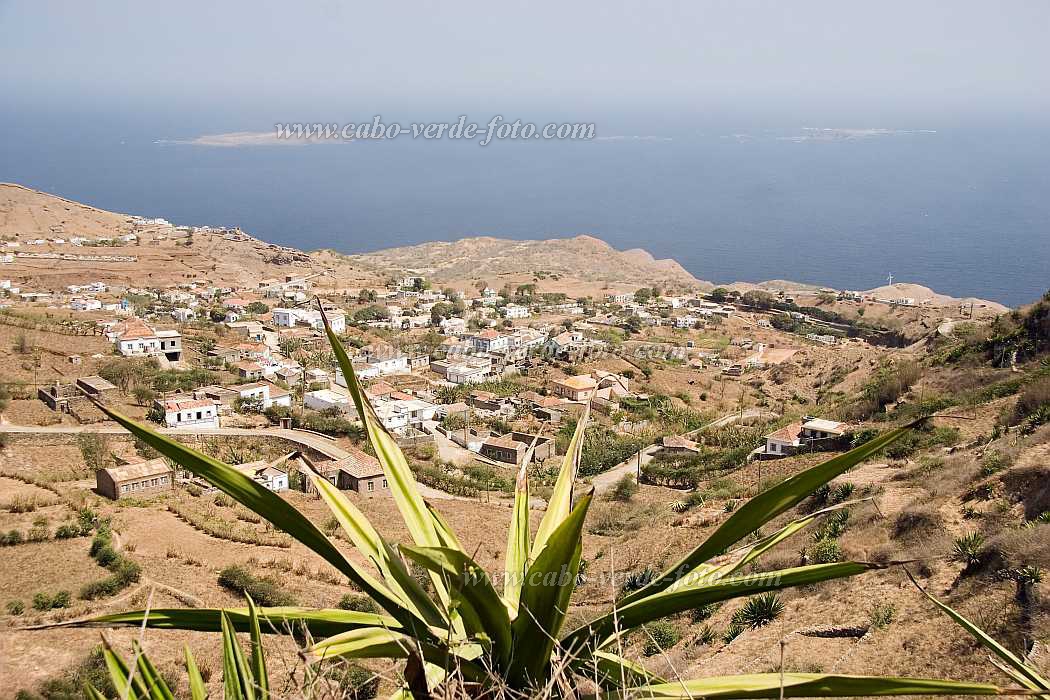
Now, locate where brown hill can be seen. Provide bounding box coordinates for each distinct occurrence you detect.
[341,234,705,290]
[0,184,379,291]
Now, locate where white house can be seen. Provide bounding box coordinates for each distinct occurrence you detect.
[234,461,289,492]
[471,330,511,353]
[503,304,530,319]
[171,307,196,323]
[70,297,103,312]
[304,389,352,413]
[272,307,346,334]
[161,398,219,429]
[439,317,467,335]
[230,382,293,411]
[111,319,182,361]
[447,360,491,385]
[359,343,409,375]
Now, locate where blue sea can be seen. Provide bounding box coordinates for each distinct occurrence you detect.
[1,105,1047,307]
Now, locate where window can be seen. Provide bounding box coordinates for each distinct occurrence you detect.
[196,411,202,420]
[382,479,388,488]
[367,481,375,492]
[121,484,129,493]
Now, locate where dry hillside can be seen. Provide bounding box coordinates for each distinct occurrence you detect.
[338,235,706,291]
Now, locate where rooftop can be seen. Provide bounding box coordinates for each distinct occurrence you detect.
[101,458,173,483]
[330,447,384,479]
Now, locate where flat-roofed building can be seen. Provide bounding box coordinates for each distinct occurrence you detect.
[96,458,175,500]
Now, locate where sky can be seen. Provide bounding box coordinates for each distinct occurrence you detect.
[2,0,1048,125]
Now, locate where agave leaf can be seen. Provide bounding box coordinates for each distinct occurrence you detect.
[908,569,1050,693]
[400,544,514,669]
[509,490,593,686]
[184,646,207,700]
[300,458,449,630]
[669,499,866,590]
[317,302,459,626]
[40,606,401,638]
[83,685,109,700]
[504,449,533,615]
[100,635,147,700]
[587,673,1002,698]
[571,650,667,689]
[318,301,442,551]
[132,641,177,700]
[532,405,589,561]
[222,611,255,700]
[93,403,415,629]
[563,562,888,654]
[426,500,465,552]
[246,597,270,700]
[620,421,920,605]
[308,626,487,681]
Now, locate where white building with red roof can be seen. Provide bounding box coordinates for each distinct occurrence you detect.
[161,397,219,429]
[109,318,182,361]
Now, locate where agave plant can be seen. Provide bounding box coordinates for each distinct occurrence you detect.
[48,301,1017,698]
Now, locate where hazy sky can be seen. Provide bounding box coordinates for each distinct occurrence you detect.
[2,0,1048,122]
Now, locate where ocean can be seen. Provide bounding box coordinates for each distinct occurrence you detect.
[1,106,1047,307]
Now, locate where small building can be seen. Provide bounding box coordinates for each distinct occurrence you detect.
[160,398,219,429]
[759,422,804,459]
[304,389,351,413]
[801,418,853,447]
[233,460,289,492]
[331,448,388,495]
[551,375,598,402]
[503,304,531,319]
[75,375,118,401]
[480,434,528,465]
[657,435,701,456]
[96,458,175,500]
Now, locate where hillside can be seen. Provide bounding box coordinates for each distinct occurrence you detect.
[338,234,706,291]
[0,184,380,291]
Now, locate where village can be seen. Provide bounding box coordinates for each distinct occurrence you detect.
[0,219,904,506]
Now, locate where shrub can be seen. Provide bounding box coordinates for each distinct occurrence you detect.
[831,482,856,503]
[609,474,638,502]
[4,494,40,513]
[980,451,1013,476]
[690,602,721,622]
[809,538,842,564]
[642,620,681,656]
[6,599,25,615]
[317,661,380,699]
[952,531,986,568]
[218,564,297,607]
[813,509,850,541]
[1014,376,1050,422]
[54,524,81,539]
[868,602,896,630]
[32,591,69,611]
[694,624,716,646]
[1,529,24,546]
[620,566,657,595]
[722,622,745,644]
[737,592,785,629]
[338,593,380,614]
